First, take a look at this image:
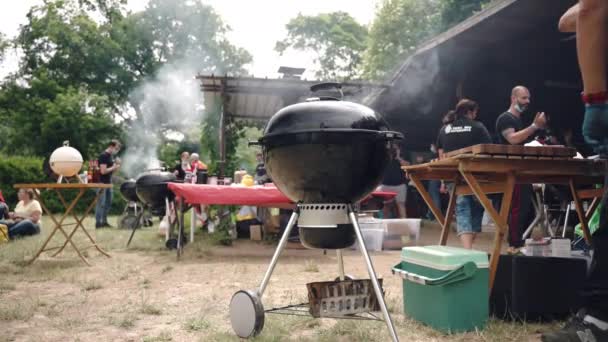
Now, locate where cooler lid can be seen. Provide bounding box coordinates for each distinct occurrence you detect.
[401,245,489,270]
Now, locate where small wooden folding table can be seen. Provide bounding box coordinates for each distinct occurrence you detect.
[14,183,112,266]
[403,144,607,291]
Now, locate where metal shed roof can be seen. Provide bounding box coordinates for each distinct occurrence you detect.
[197,75,388,121]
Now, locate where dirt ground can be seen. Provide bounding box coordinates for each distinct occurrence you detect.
[0,217,558,342]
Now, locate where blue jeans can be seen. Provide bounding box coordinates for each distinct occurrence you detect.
[95,188,113,226]
[0,219,40,239]
[455,195,484,236]
[426,180,442,220]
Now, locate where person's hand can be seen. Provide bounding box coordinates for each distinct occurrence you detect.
[440,183,447,194]
[533,112,547,129]
[582,105,608,154]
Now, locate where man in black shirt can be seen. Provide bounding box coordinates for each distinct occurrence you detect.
[437,99,492,249]
[95,140,121,228]
[495,86,547,252]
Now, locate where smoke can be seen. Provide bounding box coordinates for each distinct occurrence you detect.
[121,59,204,178]
[390,48,441,117]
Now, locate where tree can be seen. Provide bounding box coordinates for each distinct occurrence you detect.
[362,0,491,80]
[0,32,8,63]
[440,0,490,31]
[363,0,442,80]
[1,0,252,160]
[275,12,368,80]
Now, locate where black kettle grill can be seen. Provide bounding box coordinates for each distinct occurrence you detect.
[119,179,139,203]
[230,83,402,341]
[135,171,178,216]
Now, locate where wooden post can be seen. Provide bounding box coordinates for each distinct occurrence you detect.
[218,76,228,178]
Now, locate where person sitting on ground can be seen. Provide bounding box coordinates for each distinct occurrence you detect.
[0,190,9,220]
[0,189,43,239]
[436,99,492,249]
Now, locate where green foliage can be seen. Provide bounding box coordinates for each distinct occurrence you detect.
[207,205,235,246]
[276,12,368,80]
[440,0,490,31]
[201,102,248,177]
[0,32,8,63]
[363,0,442,80]
[234,126,263,175]
[1,0,252,161]
[362,0,491,80]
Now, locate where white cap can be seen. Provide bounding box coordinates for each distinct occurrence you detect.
[190,153,199,160]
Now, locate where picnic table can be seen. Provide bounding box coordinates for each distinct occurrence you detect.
[165,183,397,258]
[14,183,112,266]
[403,144,607,291]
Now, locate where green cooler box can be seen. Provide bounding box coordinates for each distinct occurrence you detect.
[392,245,489,333]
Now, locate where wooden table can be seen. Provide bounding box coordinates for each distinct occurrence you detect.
[403,144,607,291]
[14,183,112,266]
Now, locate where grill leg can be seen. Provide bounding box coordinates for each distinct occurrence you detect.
[337,249,345,281]
[126,209,145,247]
[257,210,299,298]
[348,205,399,342]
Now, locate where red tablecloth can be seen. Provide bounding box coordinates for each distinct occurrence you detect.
[167,183,396,207]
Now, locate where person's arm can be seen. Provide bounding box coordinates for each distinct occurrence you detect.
[559,3,579,32]
[29,210,41,224]
[502,112,547,145]
[99,153,120,175]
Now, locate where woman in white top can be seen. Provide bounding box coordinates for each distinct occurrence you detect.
[0,188,43,239]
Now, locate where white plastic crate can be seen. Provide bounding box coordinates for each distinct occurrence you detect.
[356,228,384,252]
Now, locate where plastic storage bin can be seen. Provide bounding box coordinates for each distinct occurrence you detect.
[392,245,489,333]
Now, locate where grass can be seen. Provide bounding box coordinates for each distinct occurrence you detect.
[184,317,210,332]
[142,331,173,342]
[303,259,319,273]
[109,313,138,329]
[0,282,16,293]
[0,296,41,321]
[0,215,570,341]
[139,291,163,316]
[81,279,103,291]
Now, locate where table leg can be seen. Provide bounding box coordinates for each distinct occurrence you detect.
[51,189,108,258]
[29,189,90,266]
[409,175,445,223]
[409,174,456,245]
[70,189,110,257]
[569,180,593,245]
[439,184,457,245]
[177,198,185,260]
[460,171,514,292]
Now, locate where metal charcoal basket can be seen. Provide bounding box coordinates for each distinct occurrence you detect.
[307,279,383,318]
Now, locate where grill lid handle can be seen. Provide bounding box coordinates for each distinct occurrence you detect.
[310,82,343,101]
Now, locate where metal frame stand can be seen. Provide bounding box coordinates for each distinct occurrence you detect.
[253,204,399,342]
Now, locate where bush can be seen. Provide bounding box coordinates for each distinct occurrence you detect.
[0,154,125,214]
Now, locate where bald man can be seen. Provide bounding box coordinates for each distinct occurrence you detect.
[495,86,547,145]
[495,86,547,252]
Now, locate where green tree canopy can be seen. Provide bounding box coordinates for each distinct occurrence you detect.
[275,12,368,80]
[0,0,252,159]
[363,0,442,80]
[0,32,9,62]
[362,0,490,80]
